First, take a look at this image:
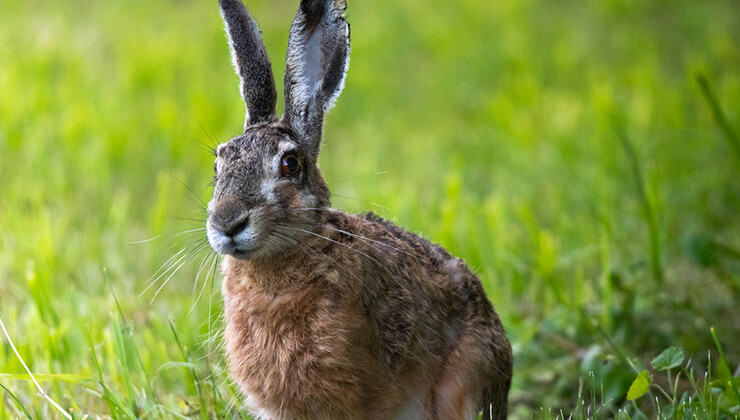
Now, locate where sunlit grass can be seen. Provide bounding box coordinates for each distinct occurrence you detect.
[1,0,739,418]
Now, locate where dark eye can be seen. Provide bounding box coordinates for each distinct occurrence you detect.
[213,160,218,173]
[280,153,301,177]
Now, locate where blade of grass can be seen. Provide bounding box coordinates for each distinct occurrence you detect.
[168,318,209,420]
[0,316,73,419]
[105,274,137,414]
[111,315,136,412]
[696,74,740,160]
[108,277,156,406]
[614,122,663,284]
[86,329,137,420]
[0,374,91,384]
[0,382,33,420]
[710,327,740,404]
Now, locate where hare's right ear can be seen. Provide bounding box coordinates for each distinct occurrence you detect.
[283,0,350,157]
[219,0,278,130]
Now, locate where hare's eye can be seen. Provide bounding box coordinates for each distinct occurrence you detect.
[280,153,301,177]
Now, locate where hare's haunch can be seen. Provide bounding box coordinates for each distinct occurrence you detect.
[206,1,512,418]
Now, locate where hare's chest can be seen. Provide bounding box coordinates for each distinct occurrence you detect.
[222,280,374,417]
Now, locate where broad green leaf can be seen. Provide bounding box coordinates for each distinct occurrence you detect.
[627,370,651,400]
[651,346,686,371]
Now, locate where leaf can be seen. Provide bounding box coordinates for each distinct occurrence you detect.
[627,370,651,400]
[661,402,675,419]
[651,346,686,371]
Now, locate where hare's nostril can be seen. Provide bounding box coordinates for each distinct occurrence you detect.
[224,215,250,237]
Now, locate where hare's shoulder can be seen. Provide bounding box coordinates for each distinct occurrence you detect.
[324,210,494,367]
[324,209,487,312]
[324,210,454,269]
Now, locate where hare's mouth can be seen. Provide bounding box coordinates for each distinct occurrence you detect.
[212,238,259,259]
[230,247,255,260]
[211,240,259,260]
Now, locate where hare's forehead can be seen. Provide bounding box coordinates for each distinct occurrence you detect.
[217,135,297,166]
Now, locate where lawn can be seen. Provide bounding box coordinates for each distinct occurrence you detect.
[1,0,739,418]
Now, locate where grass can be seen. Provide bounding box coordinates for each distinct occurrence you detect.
[1,0,739,418]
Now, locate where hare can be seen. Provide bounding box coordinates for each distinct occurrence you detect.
[206,0,512,418]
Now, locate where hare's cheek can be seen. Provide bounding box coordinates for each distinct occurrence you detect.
[271,183,306,213]
[275,183,295,207]
[259,178,278,204]
[298,190,318,210]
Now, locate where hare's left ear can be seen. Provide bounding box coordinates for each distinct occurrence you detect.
[283,0,350,157]
[219,0,278,130]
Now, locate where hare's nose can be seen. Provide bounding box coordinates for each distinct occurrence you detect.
[212,214,250,238]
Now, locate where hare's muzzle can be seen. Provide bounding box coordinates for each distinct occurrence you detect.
[206,201,255,258]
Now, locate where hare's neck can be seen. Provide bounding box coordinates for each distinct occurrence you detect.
[220,240,322,294]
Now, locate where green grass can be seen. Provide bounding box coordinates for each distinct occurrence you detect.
[1,0,739,418]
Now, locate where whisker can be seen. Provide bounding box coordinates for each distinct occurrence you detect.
[140,247,188,297]
[328,170,391,184]
[150,258,189,304]
[158,216,206,223]
[281,216,419,259]
[201,252,220,310]
[263,235,290,258]
[191,250,212,301]
[292,207,335,212]
[320,224,417,259]
[281,230,365,284]
[192,250,223,355]
[129,226,205,248]
[142,236,208,300]
[271,230,327,265]
[165,171,209,212]
[194,112,221,152]
[270,230,307,251]
[150,241,210,304]
[127,235,162,245]
[330,193,394,212]
[276,225,393,276]
[202,256,220,343]
[271,226,373,283]
[176,228,207,237]
[178,133,218,157]
[206,254,221,354]
[291,222,388,257]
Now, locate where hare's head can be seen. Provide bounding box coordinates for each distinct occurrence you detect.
[207,0,349,259]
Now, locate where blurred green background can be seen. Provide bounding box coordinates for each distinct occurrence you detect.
[1,0,739,418]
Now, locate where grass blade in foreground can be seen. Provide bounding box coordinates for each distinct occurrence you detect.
[696,74,740,160]
[0,383,33,420]
[0,316,73,419]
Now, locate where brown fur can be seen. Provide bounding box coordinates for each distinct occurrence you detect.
[220,210,512,419]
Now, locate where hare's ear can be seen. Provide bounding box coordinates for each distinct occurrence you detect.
[283,0,350,156]
[219,0,278,130]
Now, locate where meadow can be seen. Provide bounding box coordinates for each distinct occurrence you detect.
[1,0,739,418]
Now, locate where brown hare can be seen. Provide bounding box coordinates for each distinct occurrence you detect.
[206,0,513,418]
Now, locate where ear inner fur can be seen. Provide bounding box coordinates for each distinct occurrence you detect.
[282,0,350,157]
